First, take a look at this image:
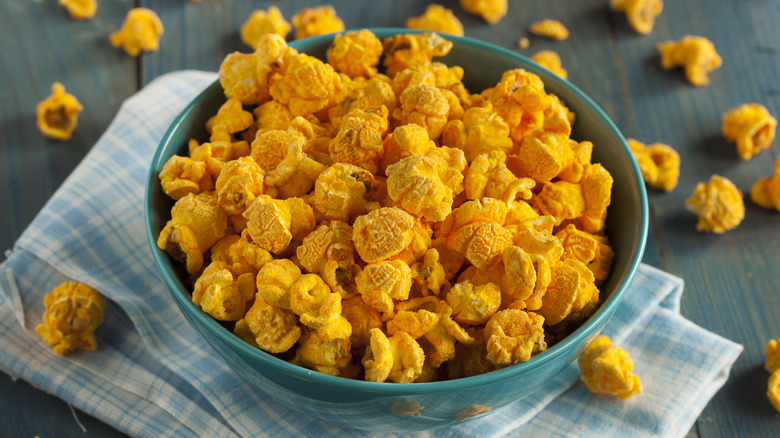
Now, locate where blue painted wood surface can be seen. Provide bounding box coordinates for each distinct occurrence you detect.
[1,1,778,436]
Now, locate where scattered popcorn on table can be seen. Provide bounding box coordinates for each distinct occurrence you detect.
[36,82,83,141]
[406,4,464,37]
[240,6,291,50]
[59,0,97,20]
[657,35,722,86]
[627,138,680,192]
[610,0,663,35]
[530,50,567,79]
[751,158,780,211]
[109,8,164,57]
[528,19,570,41]
[685,175,745,233]
[292,5,344,40]
[35,282,106,356]
[578,335,642,399]
[766,339,780,373]
[722,103,777,160]
[460,0,507,24]
[517,37,530,49]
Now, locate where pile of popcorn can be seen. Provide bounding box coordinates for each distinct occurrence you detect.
[156,30,617,383]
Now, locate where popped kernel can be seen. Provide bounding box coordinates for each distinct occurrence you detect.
[207,98,254,143]
[159,156,213,200]
[769,370,780,412]
[380,123,436,172]
[579,163,614,234]
[212,232,273,275]
[192,261,255,321]
[578,335,642,399]
[36,82,83,141]
[240,6,291,50]
[240,296,301,353]
[354,259,413,317]
[627,138,680,192]
[484,308,546,366]
[443,105,514,162]
[460,0,508,25]
[483,69,552,142]
[610,0,663,35]
[109,8,164,57]
[447,221,513,271]
[389,220,433,265]
[353,207,416,263]
[255,258,302,310]
[296,220,361,299]
[436,197,508,239]
[387,308,440,340]
[532,181,586,226]
[328,76,397,128]
[657,35,722,86]
[500,246,539,306]
[341,295,383,348]
[722,103,777,160]
[309,163,379,222]
[385,154,461,222]
[157,192,228,275]
[685,175,745,233]
[292,5,345,40]
[394,85,450,140]
[243,195,292,254]
[508,215,563,263]
[326,29,384,79]
[289,273,342,329]
[59,0,97,20]
[751,158,780,211]
[530,50,567,79]
[35,282,106,356]
[214,156,265,215]
[382,33,453,77]
[363,328,425,383]
[511,114,573,183]
[253,101,297,131]
[558,139,593,184]
[446,280,501,325]
[411,248,449,297]
[220,34,292,106]
[556,224,614,285]
[329,106,389,173]
[766,339,780,373]
[528,19,570,41]
[292,319,353,376]
[538,259,599,325]
[465,151,536,203]
[406,4,465,37]
[270,52,342,116]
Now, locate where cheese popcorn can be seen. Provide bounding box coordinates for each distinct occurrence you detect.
[685,175,745,233]
[363,328,425,383]
[327,29,384,79]
[578,336,642,399]
[465,151,535,203]
[460,0,507,25]
[341,295,383,348]
[382,33,453,77]
[483,69,552,143]
[296,220,361,299]
[35,282,106,356]
[539,259,599,325]
[109,8,164,57]
[329,106,389,173]
[353,207,417,263]
[528,19,570,41]
[380,123,436,171]
[394,85,450,140]
[207,98,254,143]
[158,155,213,201]
[406,4,465,37]
[192,261,255,321]
[290,273,342,329]
[240,296,301,353]
[292,5,345,40]
[310,163,379,222]
[214,156,266,215]
[59,0,97,20]
[357,260,413,317]
[767,339,780,373]
[36,82,83,141]
[556,224,614,285]
[657,35,722,86]
[484,309,546,366]
[579,163,614,234]
[385,153,465,222]
[722,103,777,160]
[512,115,573,183]
[443,105,513,162]
[611,0,663,35]
[751,158,780,211]
[530,50,567,79]
[446,280,501,325]
[220,34,292,106]
[270,52,342,116]
[240,7,291,50]
[411,248,449,297]
[768,370,780,413]
[292,318,352,376]
[627,138,680,192]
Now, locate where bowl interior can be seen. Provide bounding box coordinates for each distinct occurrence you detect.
[145,28,648,398]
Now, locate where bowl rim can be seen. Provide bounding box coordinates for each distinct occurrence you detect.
[144,27,649,396]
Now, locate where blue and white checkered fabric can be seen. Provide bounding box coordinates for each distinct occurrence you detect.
[0,71,742,438]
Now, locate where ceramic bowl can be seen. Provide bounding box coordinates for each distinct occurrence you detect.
[145,28,648,431]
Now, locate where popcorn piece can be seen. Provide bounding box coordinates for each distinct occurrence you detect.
[406,4,464,37]
[109,8,164,57]
[329,106,389,173]
[518,37,530,49]
[627,138,680,192]
[382,33,453,77]
[611,0,663,35]
[212,232,273,275]
[722,103,777,160]
[769,370,780,413]
[483,68,552,143]
[292,5,345,40]
[411,248,449,297]
[385,154,462,222]
[500,246,538,306]
[465,151,536,203]
[443,105,513,162]
[243,195,292,254]
[220,34,292,106]
[255,258,302,310]
[353,207,417,263]
[158,192,228,274]
[59,0,97,20]
[484,309,546,366]
[207,98,254,143]
[270,52,342,116]
[751,158,780,211]
[446,280,501,325]
[309,163,379,222]
[380,123,437,171]
[159,155,213,200]
[215,156,265,215]
[36,82,83,141]
[35,281,106,356]
[192,261,255,321]
[528,19,570,41]
[341,295,382,348]
[508,215,563,263]
[394,85,450,140]
[289,273,342,329]
[363,328,425,383]
[539,259,599,325]
[531,50,567,79]
[532,181,586,226]
[511,115,573,183]
[396,296,474,367]
[578,336,642,399]
[240,296,301,353]
[297,221,361,299]
[766,339,780,373]
[326,29,383,79]
[436,197,509,239]
[253,101,296,131]
[556,224,614,285]
[685,175,745,233]
[389,220,433,265]
[240,6,291,50]
[292,318,352,376]
[579,163,614,234]
[447,221,513,271]
[460,0,508,24]
[657,35,722,86]
[356,260,413,317]
[387,308,440,340]
[328,77,397,128]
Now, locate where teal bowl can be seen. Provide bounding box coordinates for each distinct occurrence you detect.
[145,28,648,431]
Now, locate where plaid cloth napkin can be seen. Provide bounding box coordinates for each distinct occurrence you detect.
[0,71,742,438]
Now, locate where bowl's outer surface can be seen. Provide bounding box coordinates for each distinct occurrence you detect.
[145,28,648,431]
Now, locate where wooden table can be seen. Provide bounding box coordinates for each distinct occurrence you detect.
[1,1,777,436]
